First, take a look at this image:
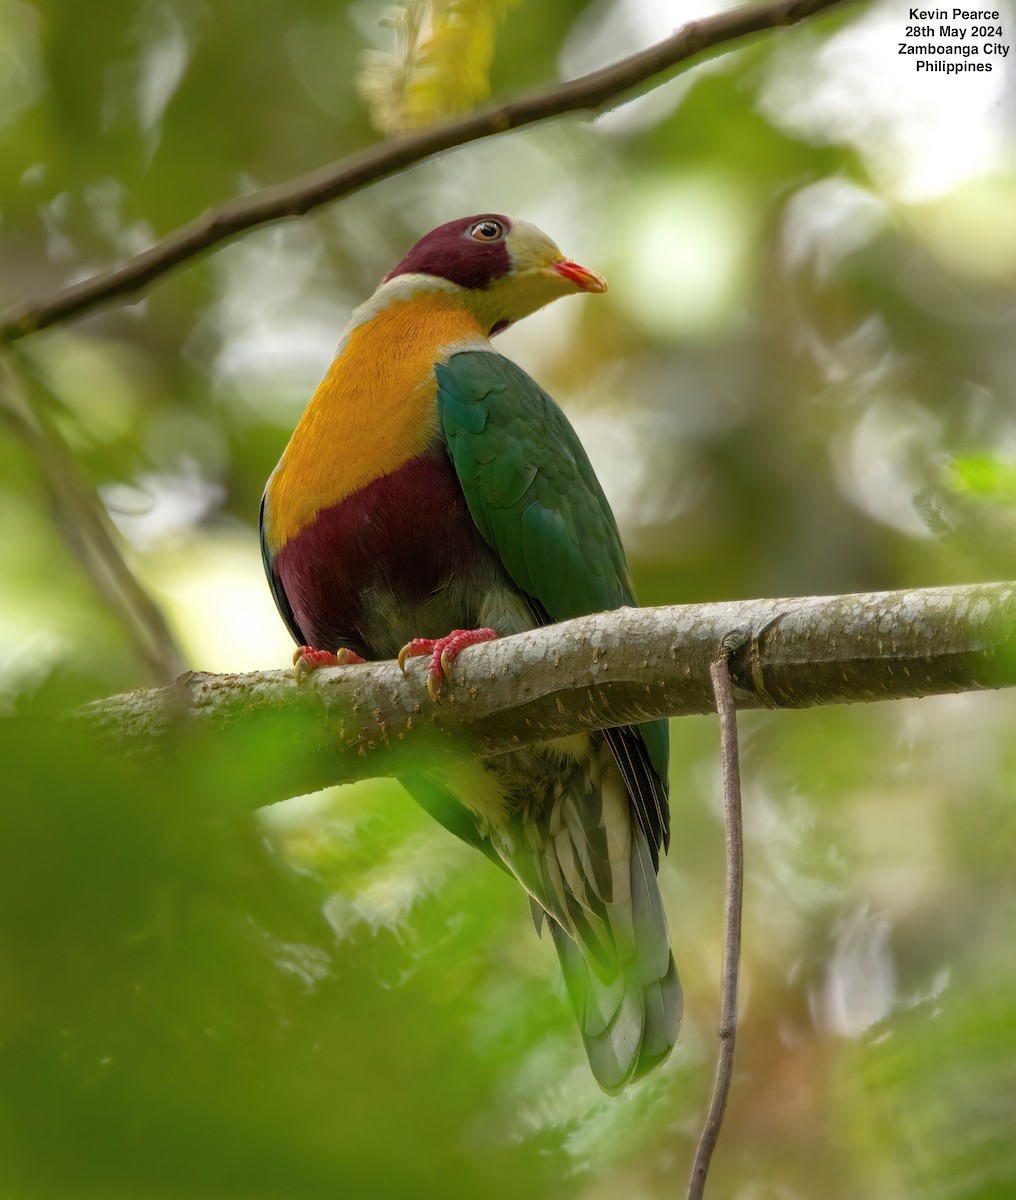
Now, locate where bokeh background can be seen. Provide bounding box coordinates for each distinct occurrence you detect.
[2,0,1016,1196]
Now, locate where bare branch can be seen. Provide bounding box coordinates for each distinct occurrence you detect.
[0,0,852,343]
[0,354,187,685]
[80,581,1016,809]
[688,652,745,1200]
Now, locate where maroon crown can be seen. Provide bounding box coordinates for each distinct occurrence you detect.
[382,214,514,290]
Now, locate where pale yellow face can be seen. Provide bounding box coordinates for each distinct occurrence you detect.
[466,218,608,333]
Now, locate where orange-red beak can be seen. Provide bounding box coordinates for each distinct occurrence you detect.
[553,259,608,293]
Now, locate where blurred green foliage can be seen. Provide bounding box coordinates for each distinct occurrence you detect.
[950,452,1016,501]
[2,0,1016,1196]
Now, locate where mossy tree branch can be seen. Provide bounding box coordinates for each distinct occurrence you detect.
[81,581,1016,809]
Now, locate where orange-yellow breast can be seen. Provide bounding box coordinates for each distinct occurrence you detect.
[265,294,486,552]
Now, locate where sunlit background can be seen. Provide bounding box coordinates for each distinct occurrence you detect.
[2,0,1016,1196]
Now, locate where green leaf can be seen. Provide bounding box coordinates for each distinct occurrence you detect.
[949,453,1016,503]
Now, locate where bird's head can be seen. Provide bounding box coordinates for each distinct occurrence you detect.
[381,214,607,335]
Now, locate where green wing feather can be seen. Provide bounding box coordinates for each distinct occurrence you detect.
[437,351,632,618]
[436,349,670,857]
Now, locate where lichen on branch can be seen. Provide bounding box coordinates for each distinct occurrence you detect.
[81,581,1016,810]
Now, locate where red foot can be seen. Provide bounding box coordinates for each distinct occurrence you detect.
[293,645,366,683]
[397,628,498,699]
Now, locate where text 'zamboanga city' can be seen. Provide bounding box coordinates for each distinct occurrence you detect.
[900,7,1009,71]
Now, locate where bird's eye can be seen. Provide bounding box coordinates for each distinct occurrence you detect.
[469,219,504,242]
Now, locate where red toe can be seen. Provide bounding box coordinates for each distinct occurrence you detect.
[293,645,366,683]
[397,628,498,698]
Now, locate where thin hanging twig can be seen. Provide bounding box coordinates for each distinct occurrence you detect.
[688,648,745,1199]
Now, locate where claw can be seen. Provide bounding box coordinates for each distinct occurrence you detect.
[293,645,366,684]
[397,628,498,698]
[398,638,432,674]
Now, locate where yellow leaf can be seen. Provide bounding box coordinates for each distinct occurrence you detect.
[357,0,520,135]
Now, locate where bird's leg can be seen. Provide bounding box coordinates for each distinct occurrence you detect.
[397,628,498,699]
[293,645,366,683]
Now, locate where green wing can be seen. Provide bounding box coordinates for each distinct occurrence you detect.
[436,349,670,858]
[437,351,633,619]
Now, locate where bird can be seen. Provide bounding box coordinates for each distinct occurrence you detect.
[260,214,681,1093]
